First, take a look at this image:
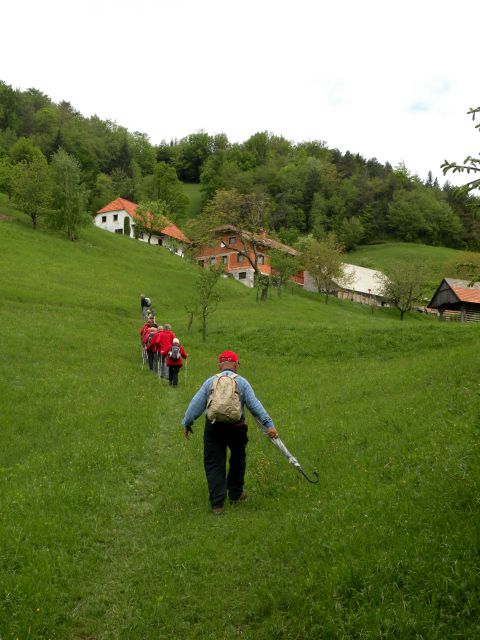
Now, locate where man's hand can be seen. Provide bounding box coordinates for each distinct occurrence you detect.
[184,426,193,439]
[266,426,278,439]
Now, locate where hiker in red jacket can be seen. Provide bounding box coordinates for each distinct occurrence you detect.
[155,323,176,380]
[144,326,159,372]
[140,317,156,342]
[166,338,188,387]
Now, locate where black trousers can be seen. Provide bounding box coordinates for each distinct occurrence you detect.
[168,365,180,386]
[147,349,156,371]
[203,419,248,508]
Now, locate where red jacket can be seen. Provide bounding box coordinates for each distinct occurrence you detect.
[152,329,176,355]
[166,345,188,367]
[141,322,155,341]
[143,329,158,349]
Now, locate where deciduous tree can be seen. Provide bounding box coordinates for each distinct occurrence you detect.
[375,263,427,320]
[187,189,272,301]
[197,265,223,341]
[300,235,347,303]
[268,248,301,295]
[49,149,89,241]
[12,155,51,230]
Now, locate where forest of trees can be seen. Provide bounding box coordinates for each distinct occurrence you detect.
[1,80,479,251]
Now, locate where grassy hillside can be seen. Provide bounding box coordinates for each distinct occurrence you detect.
[1,198,480,639]
[180,182,203,226]
[349,242,479,294]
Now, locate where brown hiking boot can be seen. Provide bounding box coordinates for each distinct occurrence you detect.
[230,492,248,505]
[212,506,225,515]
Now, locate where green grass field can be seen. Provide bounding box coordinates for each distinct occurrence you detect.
[179,183,203,227]
[1,197,480,639]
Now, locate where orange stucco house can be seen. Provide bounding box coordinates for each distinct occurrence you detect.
[196,225,304,288]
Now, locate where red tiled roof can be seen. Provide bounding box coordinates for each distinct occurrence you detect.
[452,287,480,304]
[213,225,298,256]
[96,198,190,243]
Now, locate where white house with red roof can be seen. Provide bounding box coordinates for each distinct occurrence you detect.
[95,198,190,256]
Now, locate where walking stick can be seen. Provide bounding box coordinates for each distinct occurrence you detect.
[255,418,318,484]
[268,436,319,484]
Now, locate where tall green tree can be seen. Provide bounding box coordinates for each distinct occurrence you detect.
[175,131,213,182]
[12,155,51,230]
[335,216,365,251]
[49,149,89,241]
[139,162,188,220]
[9,137,44,164]
[387,187,463,246]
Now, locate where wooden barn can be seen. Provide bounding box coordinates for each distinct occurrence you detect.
[428,278,480,322]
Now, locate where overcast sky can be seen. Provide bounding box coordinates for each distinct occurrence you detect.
[2,0,479,185]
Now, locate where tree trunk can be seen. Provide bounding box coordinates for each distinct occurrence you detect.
[187,311,194,334]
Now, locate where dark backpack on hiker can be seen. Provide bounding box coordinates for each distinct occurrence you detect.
[206,373,242,423]
[169,343,181,361]
[144,297,151,307]
[146,332,156,350]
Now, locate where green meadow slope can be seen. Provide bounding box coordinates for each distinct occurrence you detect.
[1,201,480,639]
[349,242,477,294]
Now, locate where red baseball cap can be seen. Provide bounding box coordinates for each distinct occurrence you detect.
[218,350,240,363]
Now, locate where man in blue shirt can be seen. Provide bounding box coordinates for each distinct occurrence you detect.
[182,350,278,515]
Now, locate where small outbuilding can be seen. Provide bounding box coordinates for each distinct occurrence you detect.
[427,278,480,322]
[304,263,388,306]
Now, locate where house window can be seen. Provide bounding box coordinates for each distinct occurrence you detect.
[198,260,205,268]
[237,254,244,264]
[222,255,228,265]
[101,215,107,223]
[258,255,264,264]
[113,214,118,222]
[210,256,216,266]
[229,236,236,245]
[158,237,163,245]
[139,232,144,239]
[115,229,123,234]
[238,272,247,280]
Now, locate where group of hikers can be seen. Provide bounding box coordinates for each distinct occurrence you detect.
[139,293,279,515]
[140,297,188,387]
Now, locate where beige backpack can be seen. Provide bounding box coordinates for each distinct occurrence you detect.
[206,373,242,423]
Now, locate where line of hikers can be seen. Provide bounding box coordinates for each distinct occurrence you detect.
[140,314,188,387]
[139,293,280,516]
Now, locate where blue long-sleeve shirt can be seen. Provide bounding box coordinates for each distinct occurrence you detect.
[182,370,274,430]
